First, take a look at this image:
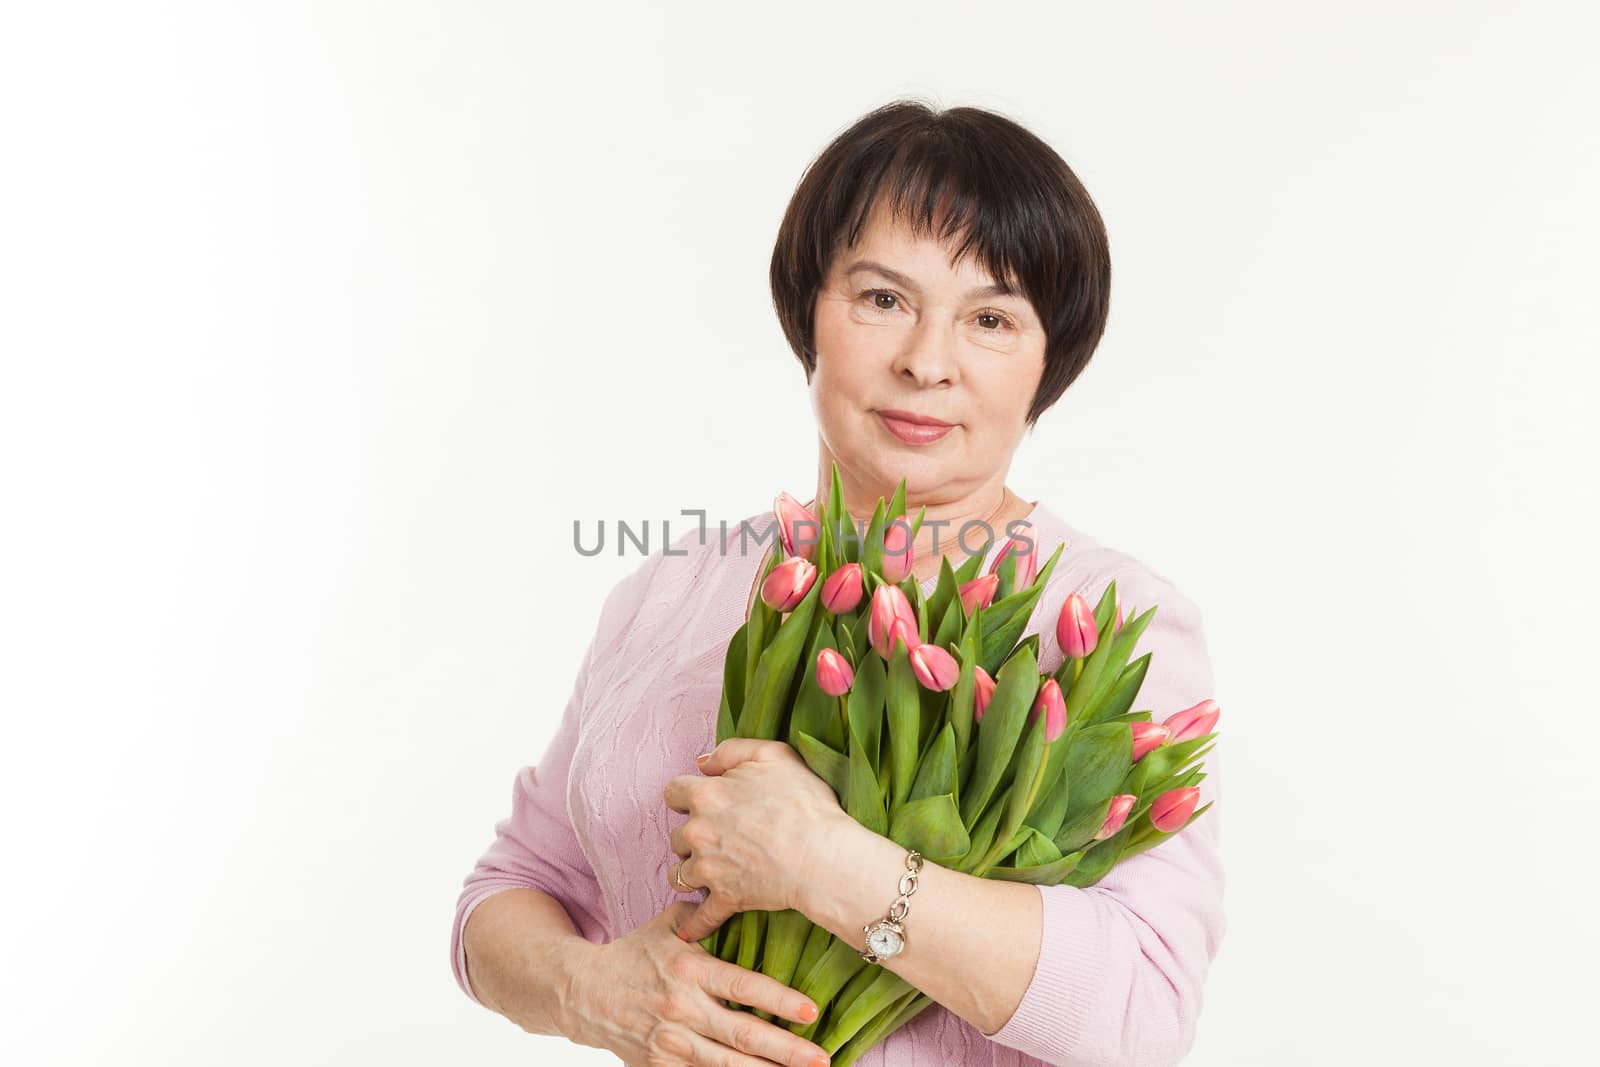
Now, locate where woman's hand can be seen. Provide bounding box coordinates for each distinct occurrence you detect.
[663,738,848,944]
[566,901,831,1067]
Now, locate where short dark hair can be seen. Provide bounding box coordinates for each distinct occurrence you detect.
[769,99,1112,426]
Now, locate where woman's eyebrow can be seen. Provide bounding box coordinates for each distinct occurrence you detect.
[845,259,1018,300]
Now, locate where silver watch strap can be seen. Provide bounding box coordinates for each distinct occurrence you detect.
[860,849,923,963]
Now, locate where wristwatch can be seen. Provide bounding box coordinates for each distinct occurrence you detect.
[860,849,923,964]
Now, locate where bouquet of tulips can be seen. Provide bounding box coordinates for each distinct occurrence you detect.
[699,463,1221,1066]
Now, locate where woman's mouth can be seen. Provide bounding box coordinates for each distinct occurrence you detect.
[876,409,955,445]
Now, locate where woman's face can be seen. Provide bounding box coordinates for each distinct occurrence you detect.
[809,200,1047,506]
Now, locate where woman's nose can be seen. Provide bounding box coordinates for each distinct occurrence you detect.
[891,322,959,387]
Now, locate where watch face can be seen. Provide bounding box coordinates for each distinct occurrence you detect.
[866,924,904,958]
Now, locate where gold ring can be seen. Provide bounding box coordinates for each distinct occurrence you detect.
[672,860,696,893]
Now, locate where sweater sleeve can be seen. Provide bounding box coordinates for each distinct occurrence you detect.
[449,554,662,1007]
[984,563,1227,1067]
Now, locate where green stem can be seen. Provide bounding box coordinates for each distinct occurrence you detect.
[832,989,932,1067]
[816,969,912,1055]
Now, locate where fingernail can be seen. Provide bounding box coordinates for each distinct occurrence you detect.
[810,1055,830,1067]
[695,752,712,765]
[800,1001,819,1023]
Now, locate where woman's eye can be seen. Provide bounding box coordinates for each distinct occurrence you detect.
[859,289,1015,332]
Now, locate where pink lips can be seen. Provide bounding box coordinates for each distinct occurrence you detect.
[876,409,954,445]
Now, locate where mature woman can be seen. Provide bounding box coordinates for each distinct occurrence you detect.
[450,100,1224,1067]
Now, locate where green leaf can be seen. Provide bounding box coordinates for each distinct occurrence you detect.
[1063,821,1134,887]
[722,621,749,728]
[884,642,921,809]
[1063,722,1134,822]
[909,722,958,801]
[861,498,888,579]
[1014,825,1064,868]
[845,712,888,836]
[1054,795,1114,854]
[956,794,1004,873]
[977,544,1065,676]
[716,687,736,746]
[794,730,848,800]
[958,644,1039,827]
[926,555,959,639]
[887,792,970,862]
[1081,606,1160,725]
[945,624,981,763]
[987,848,1086,884]
[846,652,886,767]
[737,577,822,740]
[994,547,1018,602]
[1136,733,1217,784]
[953,548,985,585]
[1092,654,1150,724]
[982,713,1047,873]
[788,620,842,751]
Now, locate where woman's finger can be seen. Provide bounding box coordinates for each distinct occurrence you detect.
[697,1000,831,1067]
[678,1024,794,1067]
[699,957,820,1028]
[675,890,738,943]
[668,820,693,859]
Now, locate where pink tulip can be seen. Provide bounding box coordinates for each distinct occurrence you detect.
[1055,592,1097,659]
[773,491,819,561]
[908,643,959,692]
[1161,698,1221,744]
[815,647,854,696]
[1094,794,1137,841]
[1130,721,1169,762]
[867,584,918,659]
[1149,786,1201,833]
[820,563,864,614]
[988,533,1039,588]
[759,556,816,613]
[890,616,919,657]
[1030,677,1067,743]
[972,666,996,721]
[880,519,914,583]
[958,574,999,614]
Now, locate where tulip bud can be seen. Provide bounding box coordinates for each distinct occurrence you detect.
[1094,794,1137,841]
[957,574,999,614]
[889,616,919,658]
[1149,786,1201,833]
[1030,677,1067,743]
[989,532,1039,588]
[759,556,816,613]
[1129,721,1169,762]
[820,563,864,614]
[1055,592,1097,659]
[972,666,996,721]
[815,647,854,696]
[908,643,959,692]
[880,519,914,583]
[773,491,819,561]
[868,584,918,659]
[1161,699,1221,744]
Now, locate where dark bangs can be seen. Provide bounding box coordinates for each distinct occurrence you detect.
[769,99,1112,426]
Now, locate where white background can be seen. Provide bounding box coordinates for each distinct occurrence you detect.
[3,2,1595,1064]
